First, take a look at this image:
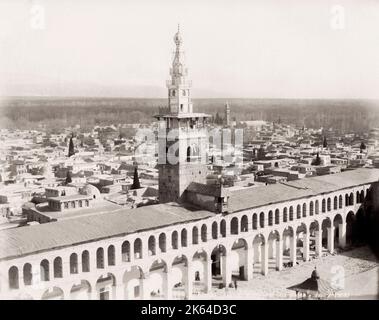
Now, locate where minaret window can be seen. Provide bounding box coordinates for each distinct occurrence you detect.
[187,146,191,162]
[182,90,186,96]
[172,90,176,97]
[180,104,183,112]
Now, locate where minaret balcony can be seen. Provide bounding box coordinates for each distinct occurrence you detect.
[166,79,192,87]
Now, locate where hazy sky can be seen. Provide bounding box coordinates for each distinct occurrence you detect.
[1,0,379,98]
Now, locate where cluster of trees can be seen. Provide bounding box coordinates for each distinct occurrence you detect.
[1,97,378,133]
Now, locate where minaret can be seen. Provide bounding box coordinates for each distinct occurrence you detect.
[224,102,230,126]
[155,26,210,203]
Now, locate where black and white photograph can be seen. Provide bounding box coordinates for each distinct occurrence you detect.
[0,0,379,304]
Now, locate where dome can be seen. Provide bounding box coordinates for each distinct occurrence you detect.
[80,184,100,198]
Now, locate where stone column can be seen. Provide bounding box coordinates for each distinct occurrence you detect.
[327,226,335,253]
[303,232,310,262]
[140,273,150,300]
[261,243,268,276]
[205,258,212,293]
[276,239,283,271]
[245,246,253,280]
[315,230,323,257]
[290,235,297,265]
[338,222,346,249]
[185,261,193,300]
[221,253,231,286]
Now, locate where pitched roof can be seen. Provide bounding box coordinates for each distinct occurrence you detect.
[0,203,214,261]
[228,168,379,212]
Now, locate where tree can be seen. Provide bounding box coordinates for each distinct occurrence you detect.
[322,136,328,148]
[68,135,75,157]
[312,152,321,166]
[131,167,141,190]
[65,170,72,184]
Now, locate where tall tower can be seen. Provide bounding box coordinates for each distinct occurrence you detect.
[224,102,230,127]
[155,26,210,203]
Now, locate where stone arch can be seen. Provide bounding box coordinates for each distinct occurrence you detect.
[192,250,208,293]
[171,255,189,299]
[241,215,248,232]
[212,221,218,239]
[70,280,91,300]
[210,244,228,284]
[230,238,249,280]
[123,266,145,300]
[158,233,167,253]
[148,235,156,256]
[8,266,19,289]
[230,217,239,235]
[53,256,63,278]
[346,211,356,246]
[70,253,78,274]
[95,273,117,300]
[41,286,64,300]
[148,259,168,299]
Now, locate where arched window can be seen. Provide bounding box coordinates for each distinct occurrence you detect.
[201,224,207,242]
[159,233,166,253]
[171,231,179,249]
[40,259,50,281]
[349,193,354,206]
[327,198,331,211]
[252,214,258,229]
[181,229,188,247]
[339,195,343,209]
[231,217,238,234]
[121,241,130,262]
[268,211,273,226]
[172,89,176,97]
[360,190,365,203]
[274,209,280,224]
[345,194,349,206]
[148,236,156,256]
[108,245,115,265]
[302,203,307,217]
[315,200,319,214]
[23,263,32,286]
[241,215,248,232]
[212,222,218,239]
[8,266,19,289]
[82,250,90,272]
[259,212,265,228]
[296,205,301,219]
[289,206,294,221]
[70,253,78,274]
[134,238,142,259]
[96,248,105,268]
[322,199,326,213]
[309,202,314,216]
[334,196,338,210]
[356,191,360,203]
[283,208,288,222]
[192,226,199,244]
[220,219,226,237]
[54,257,63,278]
